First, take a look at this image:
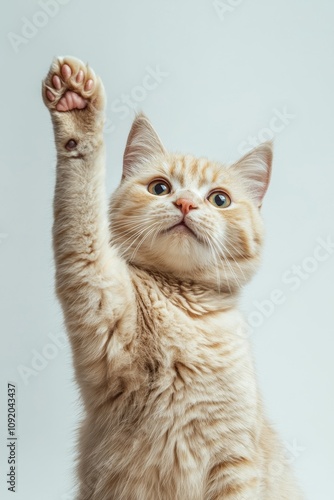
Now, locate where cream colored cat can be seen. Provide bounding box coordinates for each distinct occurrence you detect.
[42,56,302,500]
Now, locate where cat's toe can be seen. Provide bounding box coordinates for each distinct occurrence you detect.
[76,70,84,84]
[52,74,62,90]
[46,89,55,102]
[61,63,72,81]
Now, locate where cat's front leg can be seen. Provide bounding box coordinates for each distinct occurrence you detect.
[42,57,136,393]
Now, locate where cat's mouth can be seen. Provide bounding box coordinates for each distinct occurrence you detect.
[167,220,198,238]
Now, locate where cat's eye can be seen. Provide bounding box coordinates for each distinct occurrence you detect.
[147,180,171,196]
[208,191,231,208]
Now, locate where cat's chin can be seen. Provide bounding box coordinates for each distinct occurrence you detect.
[129,230,213,280]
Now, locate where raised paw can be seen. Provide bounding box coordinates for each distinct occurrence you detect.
[42,56,105,114]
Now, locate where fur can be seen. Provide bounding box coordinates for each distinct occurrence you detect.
[42,56,303,499]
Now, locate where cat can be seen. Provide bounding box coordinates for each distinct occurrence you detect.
[42,56,303,500]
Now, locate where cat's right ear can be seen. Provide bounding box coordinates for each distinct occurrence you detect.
[230,141,273,208]
[122,113,166,178]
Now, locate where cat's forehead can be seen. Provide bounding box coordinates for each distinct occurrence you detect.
[161,154,227,190]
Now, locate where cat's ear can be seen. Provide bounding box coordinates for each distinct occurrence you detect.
[230,142,273,207]
[123,113,166,177]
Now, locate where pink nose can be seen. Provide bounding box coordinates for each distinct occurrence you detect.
[174,198,198,215]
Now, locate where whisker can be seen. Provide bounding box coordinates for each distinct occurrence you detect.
[128,221,163,262]
[202,234,219,291]
[219,241,247,282]
[114,221,160,258]
[208,232,243,289]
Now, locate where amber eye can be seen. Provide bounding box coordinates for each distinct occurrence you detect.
[208,191,231,208]
[148,180,171,196]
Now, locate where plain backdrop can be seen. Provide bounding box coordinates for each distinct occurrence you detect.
[1,1,333,499]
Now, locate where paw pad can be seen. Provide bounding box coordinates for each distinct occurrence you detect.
[43,56,101,113]
[65,139,77,150]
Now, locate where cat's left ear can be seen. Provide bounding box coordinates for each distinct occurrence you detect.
[123,113,166,178]
[230,141,273,207]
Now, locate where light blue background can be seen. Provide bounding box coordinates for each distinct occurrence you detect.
[1,1,333,498]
